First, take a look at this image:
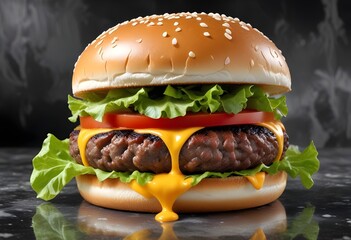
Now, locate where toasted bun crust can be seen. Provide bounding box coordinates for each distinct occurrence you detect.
[72,12,291,97]
[76,172,287,213]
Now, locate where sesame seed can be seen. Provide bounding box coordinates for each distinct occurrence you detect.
[260,50,267,62]
[222,23,230,28]
[111,37,118,44]
[241,25,250,31]
[212,14,221,21]
[203,32,210,37]
[254,45,259,51]
[97,40,103,46]
[200,22,208,27]
[147,22,155,26]
[174,22,179,26]
[157,22,163,26]
[98,47,102,55]
[225,57,230,65]
[175,27,181,32]
[136,38,142,43]
[98,32,106,39]
[188,51,196,58]
[196,17,202,21]
[132,22,138,26]
[250,59,255,67]
[158,18,163,21]
[108,27,118,34]
[172,38,178,46]
[186,15,192,19]
[162,32,168,37]
[224,32,232,40]
[225,29,232,34]
[270,49,277,58]
[112,43,117,48]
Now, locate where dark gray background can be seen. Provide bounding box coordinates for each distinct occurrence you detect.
[1,0,350,148]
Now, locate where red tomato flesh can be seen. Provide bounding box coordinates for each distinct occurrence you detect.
[80,111,275,129]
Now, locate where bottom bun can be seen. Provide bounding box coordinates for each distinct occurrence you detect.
[76,171,287,213]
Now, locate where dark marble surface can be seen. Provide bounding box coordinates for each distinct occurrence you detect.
[0,148,350,239]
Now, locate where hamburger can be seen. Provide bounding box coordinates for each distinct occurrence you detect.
[30,12,319,222]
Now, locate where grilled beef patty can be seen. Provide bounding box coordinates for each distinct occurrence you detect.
[69,125,289,174]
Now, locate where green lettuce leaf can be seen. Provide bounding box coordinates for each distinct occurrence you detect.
[30,134,319,201]
[220,85,253,113]
[68,88,148,122]
[68,84,287,122]
[30,134,153,201]
[272,143,320,189]
[190,141,319,189]
[246,86,288,119]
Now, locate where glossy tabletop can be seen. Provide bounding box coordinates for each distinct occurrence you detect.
[0,148,350,239]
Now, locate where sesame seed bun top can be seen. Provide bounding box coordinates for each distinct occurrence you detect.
[72,12,291,98]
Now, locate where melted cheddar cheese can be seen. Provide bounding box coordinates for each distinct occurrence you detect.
[132,127,202,222]
[76,121,285,222]
[245,172,266,190]
[249,228,267,240]
[78,128,114,166]
[257,121,285,162]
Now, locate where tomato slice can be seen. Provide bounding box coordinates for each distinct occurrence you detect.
[80,111,275,129]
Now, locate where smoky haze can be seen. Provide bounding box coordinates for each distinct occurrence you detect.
[0,0,350,148]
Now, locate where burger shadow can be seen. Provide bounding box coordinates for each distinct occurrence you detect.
[31,199,319,240]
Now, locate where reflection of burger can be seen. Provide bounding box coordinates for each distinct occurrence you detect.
[31,12,319,222]
[77,200,287,239]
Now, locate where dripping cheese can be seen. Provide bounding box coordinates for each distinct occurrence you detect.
[132,127,202,222]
